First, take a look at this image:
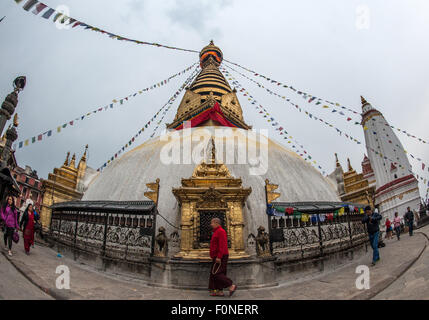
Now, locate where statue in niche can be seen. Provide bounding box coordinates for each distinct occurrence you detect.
[154,226,168,257]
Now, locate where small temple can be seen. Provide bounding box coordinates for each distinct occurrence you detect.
[40,145,97,231]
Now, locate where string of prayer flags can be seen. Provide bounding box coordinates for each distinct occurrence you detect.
[97,67,200,172]
[14,0,198,53]
[224,59,361,115]
[222,69,328,175]
[13,63,196,151]
[149,68,200,138]
[223,65,429,180]
[224,61,429,146]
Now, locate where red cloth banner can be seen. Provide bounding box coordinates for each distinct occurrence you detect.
[175,102,237,130]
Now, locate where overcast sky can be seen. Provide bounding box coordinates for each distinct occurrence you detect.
[0,0,428,198]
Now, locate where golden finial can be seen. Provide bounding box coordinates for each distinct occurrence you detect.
[361,96,369,106]
[347,158,353,171]
[80,144,88,163]
[70,153,76,168]
[64,152,70,166]
[209,40,214,45]
[335,153,340,167]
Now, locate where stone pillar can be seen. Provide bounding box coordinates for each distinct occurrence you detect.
[0,125,18,167]
[0,92,18,137]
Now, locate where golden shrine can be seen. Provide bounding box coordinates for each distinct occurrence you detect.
[40,145,91,231]
[172,139,251,259]
[334,154,376,207]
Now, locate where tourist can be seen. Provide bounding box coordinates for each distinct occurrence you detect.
[208,218,237,297]
[362,206,382,266]
[404,207,414,236]
[0,195,19,256]
[393,212,401,240]
[385,218,393,240]
[20,203,39,255]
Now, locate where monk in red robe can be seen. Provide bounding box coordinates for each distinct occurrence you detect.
[208,218,237,297]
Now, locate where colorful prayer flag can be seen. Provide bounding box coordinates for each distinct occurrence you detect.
[23,0,38,11]
[32,2,47,15]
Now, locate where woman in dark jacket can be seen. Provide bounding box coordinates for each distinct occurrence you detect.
[20,203,39,255]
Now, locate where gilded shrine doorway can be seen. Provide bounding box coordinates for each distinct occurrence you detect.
[172,139,251,260]
[197,210,227,248]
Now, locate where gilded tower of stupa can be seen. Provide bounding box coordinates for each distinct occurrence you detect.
[167,41,251,130]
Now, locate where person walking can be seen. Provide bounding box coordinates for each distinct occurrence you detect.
[20,203,39,255]
[362,206,382,266]
[404,207,414,236]
[385,218,393,240]
[393,212,401,240]
[208,218,237,297]
[0,196,19,256]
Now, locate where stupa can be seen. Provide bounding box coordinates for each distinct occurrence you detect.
[48,42,367,289]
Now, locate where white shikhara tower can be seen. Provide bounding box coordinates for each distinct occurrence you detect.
[361,97,420,219]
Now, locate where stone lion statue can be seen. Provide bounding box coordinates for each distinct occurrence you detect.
[256,226,271,257]
[154,226,168,257]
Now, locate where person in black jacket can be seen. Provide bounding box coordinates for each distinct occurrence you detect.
[19,203,39,255]
[404,207,414,236]
[362,206,382,266]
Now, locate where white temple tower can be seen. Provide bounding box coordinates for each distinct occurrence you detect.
[361,96,420,219]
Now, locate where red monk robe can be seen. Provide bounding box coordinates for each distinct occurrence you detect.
[23,210,35,254]
[209,224,237,296]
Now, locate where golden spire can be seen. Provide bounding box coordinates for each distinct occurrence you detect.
[361,96,369,106]
[64,151,70,166]
[167,42,250,130]
[70,153,76,168]
[347,158,354,171]
[190,41,231,97]
[335,153,341,168]
[80,144,88,162]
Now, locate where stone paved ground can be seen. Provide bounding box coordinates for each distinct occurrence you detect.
[373,231,429,300]
[0,248,52,300]
[1,225,429,300]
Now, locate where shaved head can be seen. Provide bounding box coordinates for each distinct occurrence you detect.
[211,218,221,225]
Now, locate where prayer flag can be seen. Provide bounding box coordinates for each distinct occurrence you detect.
[53,12,63,22]
[23,0,38,11]
[32,2,47,15]
[37,134,42,141]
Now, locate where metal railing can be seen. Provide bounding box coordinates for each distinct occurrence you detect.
[50,208,157,260]
[269,210,368,261]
